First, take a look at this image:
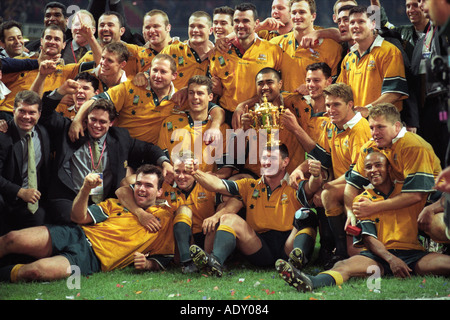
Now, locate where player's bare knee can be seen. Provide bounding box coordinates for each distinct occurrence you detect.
[219,213,242,227]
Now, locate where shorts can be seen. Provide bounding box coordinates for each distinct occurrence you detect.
[48,224,101,275]
[360,249,429,275]
[245,230,291,267]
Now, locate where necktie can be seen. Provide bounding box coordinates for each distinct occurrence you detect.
[91,140,103,204]
[77,46,87,62]
[26,132,38,214]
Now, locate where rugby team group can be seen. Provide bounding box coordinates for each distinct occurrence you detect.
[0,0,449,293]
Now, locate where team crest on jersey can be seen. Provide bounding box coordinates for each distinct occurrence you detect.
[343,138,349,149]
[257,54,267,62]
[197,192,206,199]
[367,60,376,71]
[280,193,289,204]
[327,128,333,139]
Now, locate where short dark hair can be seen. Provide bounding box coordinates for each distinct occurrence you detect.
[338,4,357,14]
[14,90,42,112]
[0,20,23,42]
[349,5,370,18]
[103,41,130,63]
[256,67,281,82]
[263,143,289,159]
[44,2,68,18]
[135,164,164,189]
[188,75,213,94]
[213,6,235,18]
[41,24,66,42]
[88,99,118,122]
[74,72,100,92]
[235,3,258,20]
[100,11,125,28]
[306,62,332,79]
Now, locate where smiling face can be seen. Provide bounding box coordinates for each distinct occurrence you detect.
[142,13,171,48]
[98,14,124,46]
[134,172,162,209]
[86,108,113,140]
[256,71,282,103]
[368,115,402,148]
[349,12,375,43]
[260,147,288,177]
[188,83,212,114]
[149,57,177,91]
[305,69,332,100]
[213,13,234,40]
[363,152,391,189]
[233,9,258,41]
[188,16,212,46]
[1,26,25,57]
[72,79,98,111]
[173,161,196,191]
[324,95,354,128]
[44,7,67,31]
[40,27,66,57]
[71,12,96,47]
[290,1,316,33]
[99,49,126,78]
[13,102,41,132]
[271,0,291,25]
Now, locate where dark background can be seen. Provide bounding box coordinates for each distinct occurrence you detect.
[0,0,412,41]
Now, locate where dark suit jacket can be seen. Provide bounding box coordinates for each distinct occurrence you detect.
[0,120,51,205]
[39,91,168,201]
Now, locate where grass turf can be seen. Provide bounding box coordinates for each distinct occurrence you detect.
[1,260,449,301]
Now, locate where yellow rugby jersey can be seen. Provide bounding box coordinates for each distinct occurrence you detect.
[82,198,174,272]
[270,32,342,92]
[222,174,306,233]
[95,80,177,144]
[0,61,94,113]
[160,41,211,90]
[309,113,371,179]
[346,127,441,192]
[242,92,312,176]
[210,37,283,112]
[79,42,145,80]
[305,111,330,143]
[159,181,217,234]
[353,183,426,251]
[337,35,408,111]
[158,112,230,173]
[138,38,181,72]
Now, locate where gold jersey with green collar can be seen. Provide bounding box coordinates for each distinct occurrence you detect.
[82,198,174,272]
[308,112,371,179]
[210,37,283,112]
[346,127,441,192]
[222,174,308,233]
[94,79,178,144]
[0,61,94,113]
[160,40,211,90]
[157,111,230,173]
[353,183,426,251]
[79,42,145,80]
[270,32,342,92]
[242,91,312,176]
[159,181,217,235]
[337,35,409,111]
[138,38,181,73]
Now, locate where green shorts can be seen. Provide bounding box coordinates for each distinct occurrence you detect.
[360,249,429,275]
[47,224,101,276]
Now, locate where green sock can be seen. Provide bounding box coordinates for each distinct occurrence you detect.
[293,233,315,262]
[212,230,236,265]
[328,214,347,257]
[173,222,192,262]
[310,273,336,288]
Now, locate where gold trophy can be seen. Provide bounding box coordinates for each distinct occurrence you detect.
[252,94,285,146]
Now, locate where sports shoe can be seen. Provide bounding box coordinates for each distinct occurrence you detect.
[288,247,306,270]
[181,259,198,274]
[275,259,313,292]
[189,245,223,277]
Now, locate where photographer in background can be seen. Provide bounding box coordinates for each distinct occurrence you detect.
[425,0,450,237]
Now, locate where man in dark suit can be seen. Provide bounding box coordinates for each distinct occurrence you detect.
[39,79,173,225]
[0,90,51,234]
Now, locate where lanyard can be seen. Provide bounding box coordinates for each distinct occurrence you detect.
[70,42,78,63]
[423,23,436,52]
[88,140,106,171]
